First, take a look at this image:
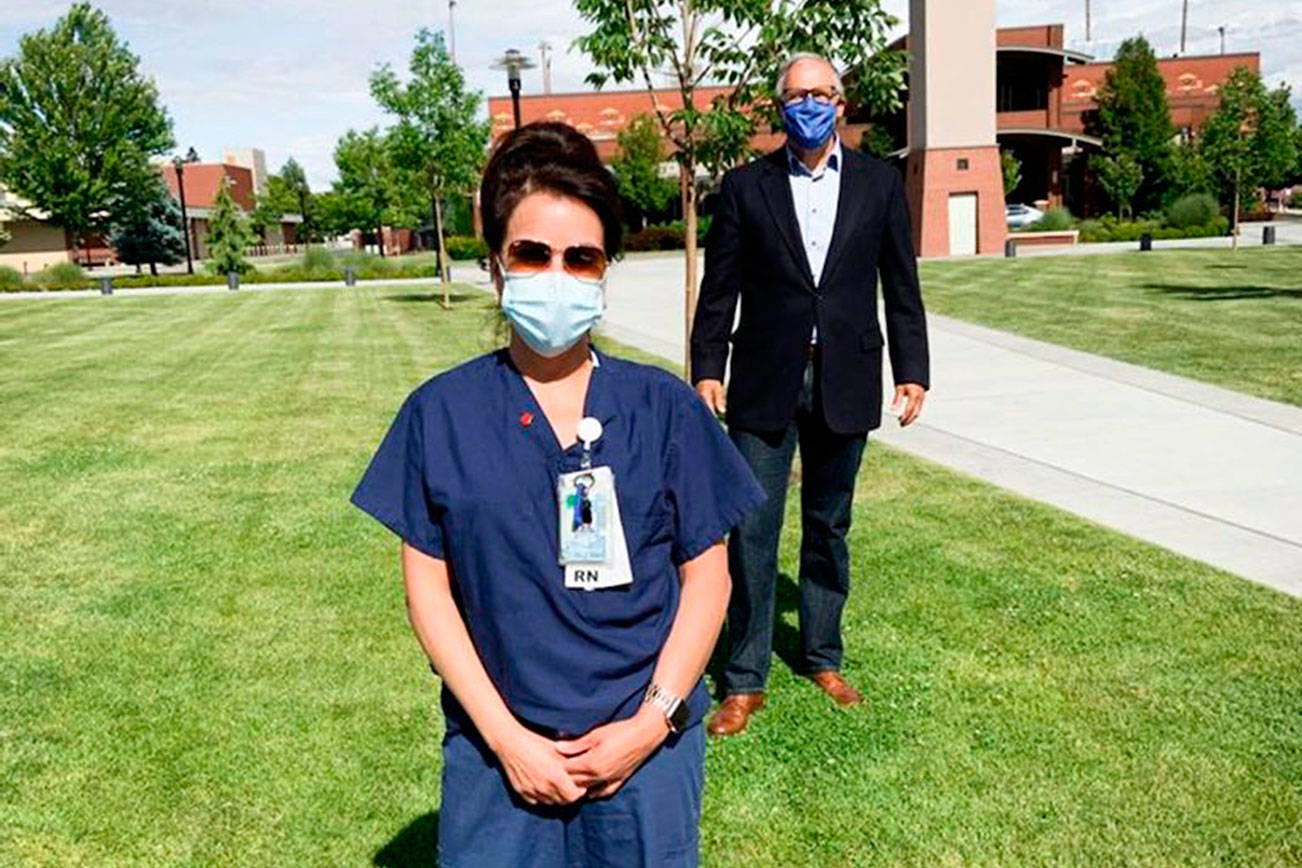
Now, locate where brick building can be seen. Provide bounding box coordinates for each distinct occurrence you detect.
[487,16,1259,256]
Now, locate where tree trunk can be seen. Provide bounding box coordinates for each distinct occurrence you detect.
[377,225,386,257]
[149,261,156,276]
[680,161,699,381]
[435,201,452,300]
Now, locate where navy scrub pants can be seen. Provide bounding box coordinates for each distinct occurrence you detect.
[437,723,706,867]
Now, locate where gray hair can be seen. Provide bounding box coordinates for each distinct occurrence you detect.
[775,53,844,99]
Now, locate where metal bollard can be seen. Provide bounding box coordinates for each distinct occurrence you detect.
[1139,232,1152,252]
[1263,225,1276,246]
[344,266,356,286]
[1004,237,1017,258]
[99,276,113,295]
[227,271,240,290]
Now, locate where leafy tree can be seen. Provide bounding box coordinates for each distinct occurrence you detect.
[1091,36,1174,213]
[612,113,677,229]
[0,4,173,257]
[574,0,906,375]
[1001,149,1022,199]
[1167,137,1214,199]
[278,158,315,241]
[108,174,185,275]
[857,124,896,161]
[332,128,397,256]
[1091,152,1143,218]
[371,28,488,293]
[248,167,310,246]
[205,177,254,275]
[1199,67,1299,216]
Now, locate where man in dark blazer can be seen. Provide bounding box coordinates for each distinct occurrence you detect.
[691,54,930,737]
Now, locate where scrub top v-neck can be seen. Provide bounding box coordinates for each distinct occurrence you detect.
[352,347,765,740]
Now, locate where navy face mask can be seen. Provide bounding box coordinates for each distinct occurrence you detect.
[782,96,838,150]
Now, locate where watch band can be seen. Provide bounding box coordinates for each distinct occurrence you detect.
[643,682,687,733]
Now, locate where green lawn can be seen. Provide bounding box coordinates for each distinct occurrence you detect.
[2,286,1299,866]
[921,246,1302,406]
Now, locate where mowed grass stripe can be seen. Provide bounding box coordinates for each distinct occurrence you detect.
[921,247,1302,406]
[1,285,1299,866]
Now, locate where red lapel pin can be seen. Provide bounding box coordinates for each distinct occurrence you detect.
[519,411,534,427]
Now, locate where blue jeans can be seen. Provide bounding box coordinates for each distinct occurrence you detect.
[438,723,705,867]
[723,358,867,694]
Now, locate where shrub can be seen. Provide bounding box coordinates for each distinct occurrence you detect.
[1165,193,1220,229]
[32,261,86,288]
[0,265,24,291]
[300,246,336,272]
[1290,190,1302,209]
[445,235,488,261]
[1029,208,1074,231]
[625,225,685,251]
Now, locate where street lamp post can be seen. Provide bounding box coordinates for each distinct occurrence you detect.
[173,147,199,274]
[492,49,536,128]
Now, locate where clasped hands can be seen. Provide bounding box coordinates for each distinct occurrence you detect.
[491,705,669,806]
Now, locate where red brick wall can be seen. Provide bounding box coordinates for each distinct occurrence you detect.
[1060,53,1260,134]
[997,24,1064,50]
[905,145,1006,257]
[160,163,255,210]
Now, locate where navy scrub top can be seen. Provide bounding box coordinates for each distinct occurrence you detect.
[351,347,765,739]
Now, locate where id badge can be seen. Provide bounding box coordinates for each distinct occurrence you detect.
[557,466,633,590]
[558,467,610,563]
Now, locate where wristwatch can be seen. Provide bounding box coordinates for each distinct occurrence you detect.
[643,682,689,733]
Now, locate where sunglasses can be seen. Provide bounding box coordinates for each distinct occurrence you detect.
[503,239,608,282]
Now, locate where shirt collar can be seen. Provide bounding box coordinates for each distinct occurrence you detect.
[787,136,842,178]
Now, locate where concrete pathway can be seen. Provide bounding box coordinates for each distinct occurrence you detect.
[452,256,1302,598]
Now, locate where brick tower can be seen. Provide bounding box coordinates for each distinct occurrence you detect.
[904,0,1006,256]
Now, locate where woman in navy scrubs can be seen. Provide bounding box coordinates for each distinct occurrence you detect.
[351,122,764,867]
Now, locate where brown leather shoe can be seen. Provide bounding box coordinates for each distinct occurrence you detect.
[706,693,767,737]
[808,671,862,706]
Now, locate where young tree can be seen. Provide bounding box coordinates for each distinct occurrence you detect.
[332,127,399,256]
[1091,36,1175,213]
[278,158,316,241]
[611,113,677,230]
[370,28,489,297]
[0,4,173,258]
[1001,149,1022,199]
[1091,152,1143,218]
[108,175,185,276]
[1200,68,1298,221]
[574,0,906,375]
[205,177,255,275]
[857,124,896,161]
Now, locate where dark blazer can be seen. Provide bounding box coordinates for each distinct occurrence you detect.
[690,146,930,435]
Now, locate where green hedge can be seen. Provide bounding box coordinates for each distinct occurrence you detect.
[624,216,713,252]
[1075,214,1228,243]
[445,235,488,260]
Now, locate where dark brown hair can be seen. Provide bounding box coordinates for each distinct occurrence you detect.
[479,121,623,258]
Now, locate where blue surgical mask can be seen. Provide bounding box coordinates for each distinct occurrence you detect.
[500,265,605,358]
[782,96,838,150]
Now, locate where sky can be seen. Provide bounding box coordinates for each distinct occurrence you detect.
[2,0,1299,190]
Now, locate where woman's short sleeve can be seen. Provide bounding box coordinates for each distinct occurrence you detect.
[350,393,445,559]
[665,388,766,565]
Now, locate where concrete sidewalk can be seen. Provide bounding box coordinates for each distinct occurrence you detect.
[473,256,1302,598]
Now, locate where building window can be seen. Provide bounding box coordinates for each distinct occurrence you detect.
[957,158,969,171]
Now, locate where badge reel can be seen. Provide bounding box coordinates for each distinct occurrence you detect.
[557,417,633,590]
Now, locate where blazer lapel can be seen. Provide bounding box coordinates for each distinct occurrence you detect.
[757,150,815,290]
[816,152,862,292]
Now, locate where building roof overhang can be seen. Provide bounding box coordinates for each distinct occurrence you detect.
[996,45,1093,64]
[996,128,1104,147]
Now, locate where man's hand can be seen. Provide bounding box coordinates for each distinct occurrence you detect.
[490,723,588,806]
[890,383,926,427]
[695,379,726,416]
[556,706,669,800]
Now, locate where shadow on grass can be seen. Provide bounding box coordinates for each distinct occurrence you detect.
[1143,282,1302,301]
[705,571,805,700]
[374,811,440,867]
[382,292,480,304]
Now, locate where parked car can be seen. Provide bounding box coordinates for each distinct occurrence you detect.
[1005,203,1044,229]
